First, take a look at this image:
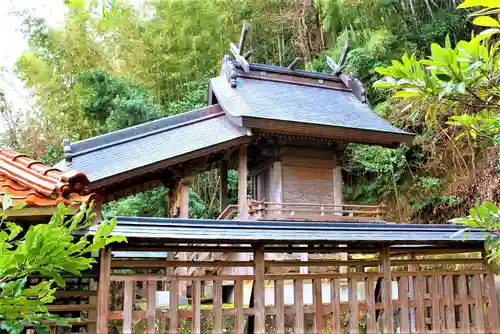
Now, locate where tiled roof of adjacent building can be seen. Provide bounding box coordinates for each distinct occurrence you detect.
[0,148,93,210]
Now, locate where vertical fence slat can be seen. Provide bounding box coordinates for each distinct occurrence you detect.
[331,278,341,334]
[473,274,485,334]
[458,275,470,333]
[349,278,359,334]
[431,276,441,333]
[234,279,244,334]
[294,278,304,334]
[445,275,456,333]
[213,280,223,333]
[415,275,425,333]
[146,281,156,334]
[485,268,500,332]
[192,280,201,334]
[438,275,446,327]
[169,279,179,334]
[123,280,133,334]
[313,278,323,333]
[254,247,266,334]
[398,276,410,334]
[381,247,394,334]
[275,280,285,333]
[97,249,111,334]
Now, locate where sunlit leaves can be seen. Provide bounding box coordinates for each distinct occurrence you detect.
[374,25,499,142]
[451,202,500,261]
[0,196,126,331]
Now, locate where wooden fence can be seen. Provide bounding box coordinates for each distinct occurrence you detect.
[97,249,499,333]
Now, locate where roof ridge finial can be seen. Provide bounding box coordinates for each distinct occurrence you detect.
[326,37,349,75]
[63,138,72,168]
[229,21,251,73]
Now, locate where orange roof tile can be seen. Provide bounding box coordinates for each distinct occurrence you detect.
[0,148,94,209]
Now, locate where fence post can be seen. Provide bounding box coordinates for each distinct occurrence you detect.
[97,248,111,334]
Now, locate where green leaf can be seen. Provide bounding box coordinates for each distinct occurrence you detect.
[436,73,453,82]
[2,193,13,211]
[472,16,500,28]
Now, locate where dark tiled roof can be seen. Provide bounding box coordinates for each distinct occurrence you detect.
[55,105,250,183]
[0,148,93,209]
[83,216,488,246]
[210,75,411,138]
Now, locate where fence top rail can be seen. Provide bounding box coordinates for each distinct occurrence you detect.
[251,202,383,209]
[109,270,488,282]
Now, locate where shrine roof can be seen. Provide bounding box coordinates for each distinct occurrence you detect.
[83,216,487,247]
[55,105,251,184]
[0,148,93,214]
[209,60,414,146]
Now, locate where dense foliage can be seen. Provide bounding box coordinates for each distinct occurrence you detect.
[0,196,126,333]
[1,0,497,223]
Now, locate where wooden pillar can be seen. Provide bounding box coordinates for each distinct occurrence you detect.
[87,279,97,333]
[238,146,249,220]
[179,179,190,219]
[381,246,394,334]
[333,153,343,211]
[92,195,103,224]
[177,179,190,296]
[220,160,229,213]
[254,245,266,334]
[97,248,111,334]
[483,251,500,332]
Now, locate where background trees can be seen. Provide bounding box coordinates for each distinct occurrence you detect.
[1,0,497,223]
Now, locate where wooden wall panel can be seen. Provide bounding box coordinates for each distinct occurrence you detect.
[282,165,334,203]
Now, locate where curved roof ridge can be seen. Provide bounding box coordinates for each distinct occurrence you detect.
[68,105,225,157]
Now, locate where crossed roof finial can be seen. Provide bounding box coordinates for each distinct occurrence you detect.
[326,37,350,76]
[229,21,252,73]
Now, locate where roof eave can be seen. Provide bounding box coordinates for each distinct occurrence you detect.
[242,116,414,147]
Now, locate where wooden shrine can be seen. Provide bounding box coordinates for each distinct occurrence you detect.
[1,24,499,333]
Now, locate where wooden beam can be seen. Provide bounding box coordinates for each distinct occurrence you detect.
[349,278,359,334]
[254,246,266,333]
[234,280,244,334]
[123,280,133,333]
[97,249,111,334]
[93,195,103,224]
[220,160,229,213]
[331,278,341,334]
[192,280,201,333]
[275,280,285,333]
[381,247,394,334]
[179,179,189,219]
[313,278,323,333]
[333,154,343,211]
[238,146,249,220]
[111,260,254,268]
[294,278,304,334]
[484,251,500,332]
[169,280,179,333]
[366,276,377,334]
[146,281,156,334]
[213,280,223,333]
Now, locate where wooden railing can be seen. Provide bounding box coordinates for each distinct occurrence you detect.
[249,201,385,221]
[217,204,239,220]
[218,201,385,221]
